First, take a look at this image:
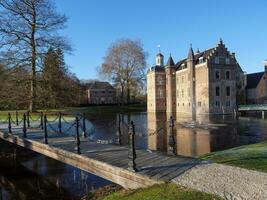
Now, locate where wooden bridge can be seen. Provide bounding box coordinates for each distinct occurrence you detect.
[238,104,267,118]
[0,112,198,189]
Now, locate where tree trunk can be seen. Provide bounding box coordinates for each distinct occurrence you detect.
[29,3,37,112]
[126,81,130,104]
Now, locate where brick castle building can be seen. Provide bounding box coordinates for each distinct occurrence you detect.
[147,40,246,118]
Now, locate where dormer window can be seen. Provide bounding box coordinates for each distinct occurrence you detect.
[199,57,204,63]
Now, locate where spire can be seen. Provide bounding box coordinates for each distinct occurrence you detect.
[188,44,195,60]
[166,54,175,67]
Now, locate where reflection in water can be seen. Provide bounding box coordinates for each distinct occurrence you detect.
[86,111,267,157]
[147,112,267,157]
[0,141,113,200]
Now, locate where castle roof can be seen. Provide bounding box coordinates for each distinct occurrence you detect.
[86,81,115,90]
[176,47,215,70]
[166,55,175,67]
[246,72,265,89]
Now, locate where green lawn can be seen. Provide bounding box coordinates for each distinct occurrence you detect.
[201,141,267,173]
[68,103,147,114]
[101,184,222,200]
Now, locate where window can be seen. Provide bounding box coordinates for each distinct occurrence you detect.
[181,89,184,98]
[215,71,220,80]
[158,89,163,98]
[225,58,230,64]
[226,101,231,107]
[198,101,202,107]
[226,86,230,96]
[226,71,230,80]
[102,91,105,94]
[215,57,219,64]
[199,57,204,63]
[216,86,220,96]
[182,76,184,83]
[215,101,220,107]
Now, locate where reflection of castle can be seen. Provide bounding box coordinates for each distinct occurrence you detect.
[147,112,243,157]
[147,40,245,118]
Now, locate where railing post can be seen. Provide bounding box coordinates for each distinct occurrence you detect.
[8,112,12,134]
[168,116,176,156]
[58,112,62,134]
[16,111,19,126]
[116,114,122,145]
[40,112,44,130]
[44,115,48,144]
[27,111,30,128]
[76,117,81,154]
[23,113,27,138]
[128,121,137,172]
[82,113,87,138]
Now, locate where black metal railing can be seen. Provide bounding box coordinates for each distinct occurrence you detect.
[0,111,178,173]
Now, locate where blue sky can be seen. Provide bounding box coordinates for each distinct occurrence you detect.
[56,0,267,80]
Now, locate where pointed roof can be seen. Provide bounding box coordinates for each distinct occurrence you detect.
[187,45,195,60]
[246,72,264,89]
[166,55,175,67]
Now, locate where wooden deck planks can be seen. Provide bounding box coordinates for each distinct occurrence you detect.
[0,125,199,189]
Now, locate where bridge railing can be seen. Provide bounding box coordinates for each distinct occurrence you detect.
[238,104,267,111]
[0,111,177,172]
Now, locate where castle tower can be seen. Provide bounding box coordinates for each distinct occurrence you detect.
[165,55,176,116]
[156,53,164,66]
[147,53,166,112]
[187,45,196,120]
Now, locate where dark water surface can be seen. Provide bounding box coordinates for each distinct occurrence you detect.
[1,110,267,199]
[86,111,267,157]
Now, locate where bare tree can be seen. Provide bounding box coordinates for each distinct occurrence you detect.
[0,0,71,111]
[99,38,147,104]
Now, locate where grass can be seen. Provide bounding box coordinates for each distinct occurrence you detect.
[68,103,147,114]
[200,141,267,173]
[101,183,222,200]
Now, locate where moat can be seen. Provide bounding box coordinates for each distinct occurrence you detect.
[1,111,267,199]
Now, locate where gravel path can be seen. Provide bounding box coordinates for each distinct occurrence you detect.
[172,162,267,200]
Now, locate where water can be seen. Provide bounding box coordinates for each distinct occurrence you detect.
[86,111,267,157]
[1,110,267,199]
[0,141,112,200]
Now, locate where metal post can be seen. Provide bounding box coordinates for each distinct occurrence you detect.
[23,113,27,138]
[27,111,30,128]
[116,114,122,145]
[16,111,19,126]
[76,117,81,154]
[82,113,87,138]
[262,111,265,119]
[58,112,62,134]
[8,113,12,134]
[40,112,44,130]
[44,115,48,144]
[128,121,137,172]
[168,116,176,156]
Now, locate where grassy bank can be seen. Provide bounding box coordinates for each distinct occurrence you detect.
[100,183,222,200]
[201,141,267,173]
[68,103,147,114]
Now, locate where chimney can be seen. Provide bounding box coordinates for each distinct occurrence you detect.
[264,60,267,73]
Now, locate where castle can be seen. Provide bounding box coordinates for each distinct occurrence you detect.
[147,40,246,118]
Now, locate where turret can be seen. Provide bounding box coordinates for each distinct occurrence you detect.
[156,53,164,66]
[165,55,176,115]
[187,45,196,120]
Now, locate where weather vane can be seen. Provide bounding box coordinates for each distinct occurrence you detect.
[157,44,161,53]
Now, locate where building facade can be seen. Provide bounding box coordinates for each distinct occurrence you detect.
[85,81,116,104]
[147,40,245,117]
[245,61,267,104]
